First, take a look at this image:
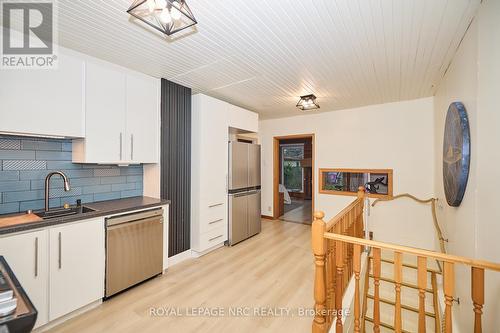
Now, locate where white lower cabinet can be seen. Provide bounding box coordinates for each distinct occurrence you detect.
[49,218,105,320]
[0,217,105,327]
[0,230,49,328]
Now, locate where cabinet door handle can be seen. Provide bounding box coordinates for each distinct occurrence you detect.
[209,235,223,242]
[209,203,224,208]
[58,232,62,269]
[130,134,134,160]
[209,218,223,225]
[34,237,38,277]
[119,132,123,160]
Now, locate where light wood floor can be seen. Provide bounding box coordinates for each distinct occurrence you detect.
[48,220,314,333]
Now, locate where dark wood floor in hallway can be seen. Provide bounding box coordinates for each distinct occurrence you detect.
[48,219,314,333]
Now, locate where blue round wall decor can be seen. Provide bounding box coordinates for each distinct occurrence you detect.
[443,102,470,207]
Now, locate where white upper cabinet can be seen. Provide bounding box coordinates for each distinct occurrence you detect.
[0,51,85,138]
[227,103,259,133]
[126,72,160,164]
[73,61,127,164]
[73,59,160,164]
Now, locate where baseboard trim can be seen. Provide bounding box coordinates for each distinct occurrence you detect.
[261,215,274,220]
[34,300,102,332]
[191,243,225,258]
[168,249,193,267]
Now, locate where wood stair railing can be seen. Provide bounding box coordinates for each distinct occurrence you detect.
[311,187,366,333]
[312,195,500,333]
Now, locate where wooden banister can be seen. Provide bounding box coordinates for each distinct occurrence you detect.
[313,197,500,333]
[311,188,366,333]
[323,233,500,272]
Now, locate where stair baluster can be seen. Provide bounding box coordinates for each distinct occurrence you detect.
[443,262,455,333]
[353,244,361,333]
[394,251,403,332]
[335,236,344,332]
[373,247,381,333]
[471,267,484,333]
[417,256,428,333]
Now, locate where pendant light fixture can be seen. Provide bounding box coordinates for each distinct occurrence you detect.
[296,94,320,110]
[127,0,197,36]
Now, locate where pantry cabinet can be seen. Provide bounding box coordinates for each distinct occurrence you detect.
[191,94,258,255]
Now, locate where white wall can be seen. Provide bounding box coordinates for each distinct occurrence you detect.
[434,0,500,330]
[259,97,437,250]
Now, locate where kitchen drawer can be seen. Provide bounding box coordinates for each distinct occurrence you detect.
[199,216,226,234]
[200,199,226,222]
[199,227,227,252]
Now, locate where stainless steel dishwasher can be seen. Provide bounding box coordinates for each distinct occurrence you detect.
[105,208,163,298]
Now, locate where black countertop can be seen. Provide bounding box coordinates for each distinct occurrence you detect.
[0,196,170,235]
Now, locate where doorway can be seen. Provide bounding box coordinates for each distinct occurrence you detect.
[273,134,314,224]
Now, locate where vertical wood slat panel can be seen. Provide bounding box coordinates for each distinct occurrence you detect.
[443,262,455,333]
[394,251,403,332]
[373,247,381,333]
[353,244,361,333]
[417,256,427,333]
[160,79,191,257]
[471,267,484,333]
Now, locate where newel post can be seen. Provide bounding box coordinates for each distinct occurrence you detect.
[312,211,327,333]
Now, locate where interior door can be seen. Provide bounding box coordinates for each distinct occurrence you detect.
[229,142,249,190]
[229,193,248,245]
[247,190,262,237]
[248,144,261,187]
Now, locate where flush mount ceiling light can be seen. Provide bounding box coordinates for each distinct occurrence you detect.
[127,0,197,36]
[296,94,320,111]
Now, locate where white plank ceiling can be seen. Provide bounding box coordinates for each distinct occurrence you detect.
[53,0,480,119]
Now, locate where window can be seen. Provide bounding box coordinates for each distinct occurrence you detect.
[281,144,304,192]
[319,168,393,199]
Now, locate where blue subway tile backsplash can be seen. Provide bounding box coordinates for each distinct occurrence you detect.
[0,135,144,215]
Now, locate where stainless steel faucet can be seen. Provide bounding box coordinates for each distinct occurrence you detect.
[45,171,71,212]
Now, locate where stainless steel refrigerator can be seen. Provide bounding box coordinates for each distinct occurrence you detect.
[228,141,261,245]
